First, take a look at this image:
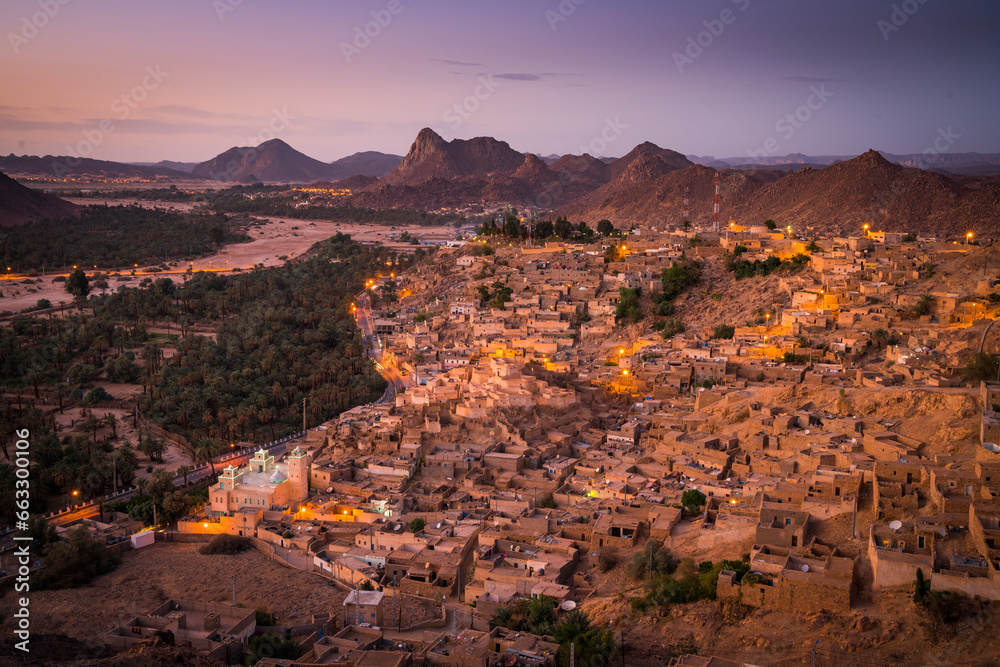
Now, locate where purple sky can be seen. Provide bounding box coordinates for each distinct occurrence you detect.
[1,0,998,162]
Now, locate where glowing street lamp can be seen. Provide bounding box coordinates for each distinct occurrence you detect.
[966,232,973,245]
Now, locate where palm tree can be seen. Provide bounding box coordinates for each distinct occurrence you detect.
[914,294,934,317]
[105,412,118,439]
[194,438,221,475]
[490,606,514,630]
[871,328,889,350]
[177,465,192,487]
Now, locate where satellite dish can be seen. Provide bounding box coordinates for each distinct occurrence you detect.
[889,520,903,531]
[560,600,577,611]
[939,528,947,537]
[393,524,401,531]
[804,430,810,435]
[801,564,809,573]
[326,487,333,493]
[436,523,441,529]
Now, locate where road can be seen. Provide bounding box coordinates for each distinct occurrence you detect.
[355,293,407,404]
[42,436,297,528]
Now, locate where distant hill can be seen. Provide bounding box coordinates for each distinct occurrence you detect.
[691,151,1000,177]
[0,154,200,181]
[328,151,401,179]
[192,139,345,183]
[560,149,1000,237]
[0,171,80,225]
[132,160,199,173]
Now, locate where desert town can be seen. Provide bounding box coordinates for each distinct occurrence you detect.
[41,218,995,667]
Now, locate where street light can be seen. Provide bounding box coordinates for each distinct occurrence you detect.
[966,232,973,245]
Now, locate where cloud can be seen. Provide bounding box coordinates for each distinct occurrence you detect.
[432,58,484,67]
[494,73,543,81]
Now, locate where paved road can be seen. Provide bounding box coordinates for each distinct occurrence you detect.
[43,437,295,527]
[355,294,407,404]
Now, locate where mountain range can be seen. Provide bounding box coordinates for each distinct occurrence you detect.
[1,130,998,235]
[560,150,1000,236]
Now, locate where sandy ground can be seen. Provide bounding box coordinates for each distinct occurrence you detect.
[0,542,348,638]
[0,215,455,314]
[0,541,441,643]
[28,393,193,476]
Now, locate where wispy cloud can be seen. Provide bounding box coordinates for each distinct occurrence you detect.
[495,73,544,81]
[432,58,484,67]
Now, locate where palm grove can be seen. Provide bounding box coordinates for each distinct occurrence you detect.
[0,234,407,524]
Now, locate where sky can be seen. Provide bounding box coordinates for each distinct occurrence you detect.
[1,0,998,163]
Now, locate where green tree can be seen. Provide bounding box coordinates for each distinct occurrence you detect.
[710,324,735,340]
[764,219,777,230]
[615,287,642,324]
[36,525,121,589]
[963,352,999,384]
[805,239,820,252]
[681,489,707,514]
[661,259,701,300]
[596,219,615,236]
[553,217,574,239]
[66,269,90,303]
[408,517,426,533]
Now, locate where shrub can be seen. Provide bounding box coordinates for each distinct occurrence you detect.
[660,318,686,339]
[597,547,619,572]
[255,607,276,626]
[83,386,115,404]
[539,495,558,509]
[199,534,251,555]
[627,541,678,580]
[710,324,735,340]
[408,517,426,533]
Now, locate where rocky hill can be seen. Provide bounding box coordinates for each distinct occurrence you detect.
[378,128,526,186]
[608,141,693,178]
[0,171,80,225]
[561,150,1000,237]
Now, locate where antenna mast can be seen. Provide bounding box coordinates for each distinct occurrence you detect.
[713,172,720,233]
